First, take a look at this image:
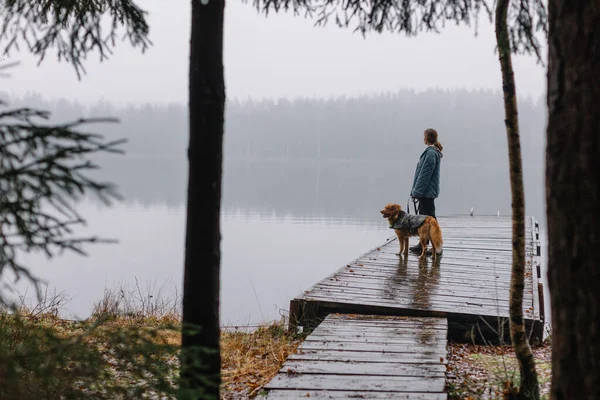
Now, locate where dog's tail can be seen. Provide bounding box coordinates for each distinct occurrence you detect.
[430,219,444,254]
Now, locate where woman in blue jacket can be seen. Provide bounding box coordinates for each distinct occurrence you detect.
[409,128,443,254]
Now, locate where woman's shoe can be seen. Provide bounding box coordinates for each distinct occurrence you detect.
[409,244,422,253]
[409,244,433,255]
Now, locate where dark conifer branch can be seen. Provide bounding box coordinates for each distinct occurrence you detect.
[0,100,124,304]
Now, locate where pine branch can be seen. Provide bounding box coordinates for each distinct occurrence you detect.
[250,0,547,61]
[0,100,125,305]
[0,0,151,79]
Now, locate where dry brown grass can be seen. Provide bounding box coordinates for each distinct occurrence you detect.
[83,317,303,399]
[91,278,181,323]
[220,321,304,399]
[90,286,304,398]
[1,286,303,399]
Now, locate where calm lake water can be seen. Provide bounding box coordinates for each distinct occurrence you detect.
[17,158,549,327]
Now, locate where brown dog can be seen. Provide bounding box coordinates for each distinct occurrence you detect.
[380,203,443,260]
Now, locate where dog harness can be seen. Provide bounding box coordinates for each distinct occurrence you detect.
[391,212,428,234]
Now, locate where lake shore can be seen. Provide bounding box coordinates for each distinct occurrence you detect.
[0,302,551,399]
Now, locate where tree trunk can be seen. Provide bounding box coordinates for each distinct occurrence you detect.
[179,0,225,398]
[494,1,540,399]
[546,1,600,399]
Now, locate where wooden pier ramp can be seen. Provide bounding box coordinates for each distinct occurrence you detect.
[265,314,448,399]
[263,215,544,399]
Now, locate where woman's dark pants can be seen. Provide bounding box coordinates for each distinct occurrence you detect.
[409,197,436,253]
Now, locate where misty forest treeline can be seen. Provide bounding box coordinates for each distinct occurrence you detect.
[2,89,546,166]
[0,89,547,221]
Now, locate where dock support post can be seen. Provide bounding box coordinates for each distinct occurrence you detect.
[302,301,323,332]
[288,299,301,334]
[287,299,324,334]
[537,281,546,341]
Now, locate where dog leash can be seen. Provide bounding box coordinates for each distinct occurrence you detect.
[407,196,419,215]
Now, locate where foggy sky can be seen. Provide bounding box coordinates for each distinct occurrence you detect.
[2,0,547,105]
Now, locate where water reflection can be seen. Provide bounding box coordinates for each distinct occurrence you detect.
[22,202,391,325]
[380,254,443,346]
[89,157,546,227]
[382,255,440,309]
[15,156,549,326]
[412,257,442,311]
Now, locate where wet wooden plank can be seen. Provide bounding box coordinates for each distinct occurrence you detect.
[369,247,533,258]
[265,375,445,392]
[319,275,533,294]
[313,276,534,295]
[428,242,535,251]
[307,285,530,306]
[309,324,449,334]
[324,314,447,324]
[309,329,447,339]
[310,325,449,337]
[434,228,531,234]
[339,271,531,287]
[435,228,533,235]
[316,272,532,291]
[329,271,531,290]
[318,318,448,328]
[288,350,447,364]
[434,234,530,240]
[334,263,523,280]
[355,259,526,272]
[280,361,447,376]
[264,314,448,398]
[436,215,533,225]
[328,277,534,296]
[265,390,447,399]
[300,341,447,353]
[328,265,507,276]
[303,336,446,346]
[312,323,450,334]
[340,262,517,276]
[361,250,536,265]
[307,286,532,308]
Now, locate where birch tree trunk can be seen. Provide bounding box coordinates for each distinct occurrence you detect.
[495,0,540,398]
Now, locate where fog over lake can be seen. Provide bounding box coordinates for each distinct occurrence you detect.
[3,89,549,326]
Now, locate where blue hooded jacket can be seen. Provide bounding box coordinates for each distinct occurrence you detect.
[411,145,443,199]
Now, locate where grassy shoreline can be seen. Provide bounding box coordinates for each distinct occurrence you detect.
[0,302,303,399]
[0,287,551,399]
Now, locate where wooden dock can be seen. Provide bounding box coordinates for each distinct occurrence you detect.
[265,314,448,399]
[289,215,544,344]
[262,215,544,398]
